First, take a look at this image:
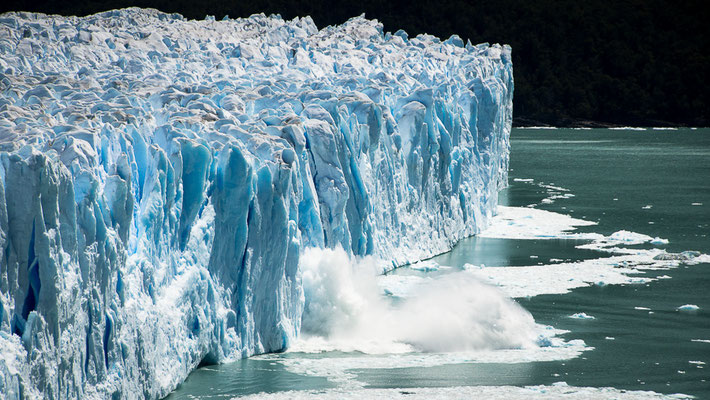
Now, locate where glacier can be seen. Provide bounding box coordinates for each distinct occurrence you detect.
[0,8,512,399]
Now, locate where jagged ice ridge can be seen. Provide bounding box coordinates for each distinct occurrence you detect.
[0,8,512,399]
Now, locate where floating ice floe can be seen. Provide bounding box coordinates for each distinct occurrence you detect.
[653,251,701,261]
[480,206,599,240]
[508,178,575,206]
[451,206,709,298]
[407,260,445,272]
[568,313,596,320]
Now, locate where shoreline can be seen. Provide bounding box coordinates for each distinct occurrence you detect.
[512,118,708,129]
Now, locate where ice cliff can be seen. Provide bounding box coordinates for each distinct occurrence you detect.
[0,8,512,399]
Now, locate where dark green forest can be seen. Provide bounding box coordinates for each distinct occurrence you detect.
[3,0,708,127]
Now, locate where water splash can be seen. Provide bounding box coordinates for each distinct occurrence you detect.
[297,247,541,354]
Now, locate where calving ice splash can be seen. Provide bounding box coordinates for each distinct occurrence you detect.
[259,247,591,393]
[297,247,547,354]
[0,7,512,399]
[245,178,706,398]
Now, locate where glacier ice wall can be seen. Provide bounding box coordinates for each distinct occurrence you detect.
[0,8,512,399]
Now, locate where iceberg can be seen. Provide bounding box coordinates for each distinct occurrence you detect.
[0,8,512,399]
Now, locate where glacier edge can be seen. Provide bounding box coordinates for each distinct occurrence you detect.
[0,8,512,399]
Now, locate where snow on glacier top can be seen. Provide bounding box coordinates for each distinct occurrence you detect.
[1,6,513,267]
[0,8,509,154]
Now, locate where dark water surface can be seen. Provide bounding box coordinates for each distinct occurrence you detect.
[167,128,710,399]
[504,128,710,398]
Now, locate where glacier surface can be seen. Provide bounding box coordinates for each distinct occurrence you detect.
[0,8,512,399]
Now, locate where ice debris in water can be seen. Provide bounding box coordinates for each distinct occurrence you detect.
[568,313,596,320]
[653,251,701,261]
[230,382,691,399]
[470,206,709,299]
[0,7,512,399]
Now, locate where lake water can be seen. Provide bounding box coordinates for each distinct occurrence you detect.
[167,128,709,399]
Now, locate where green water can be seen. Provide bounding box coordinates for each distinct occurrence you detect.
[503,128,710,397]
[167,128,710,399]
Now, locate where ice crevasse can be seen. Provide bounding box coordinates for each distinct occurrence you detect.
[0,8,512,399]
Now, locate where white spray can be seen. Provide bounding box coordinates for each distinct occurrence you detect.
[297,247,542,354]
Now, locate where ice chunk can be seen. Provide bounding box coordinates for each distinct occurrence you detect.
[653,251,700,261]
[568,313,596,320]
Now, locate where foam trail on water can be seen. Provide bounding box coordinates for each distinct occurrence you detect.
[296,247,541,354]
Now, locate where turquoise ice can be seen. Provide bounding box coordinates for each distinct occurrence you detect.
[0,8,512,399]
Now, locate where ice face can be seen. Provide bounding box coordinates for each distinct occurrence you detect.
[0,8,512,399]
